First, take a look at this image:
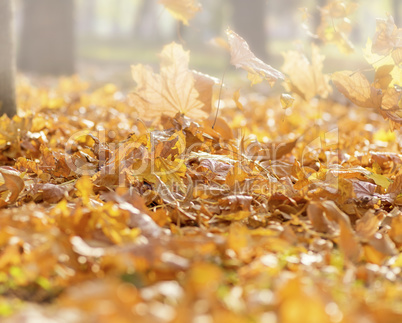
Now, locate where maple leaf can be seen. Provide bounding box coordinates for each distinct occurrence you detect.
[372,15,402,56]
[226,28,284,86]
[159,0,201,26]
[192,70,219,115]
[129,43,208,122]
[282,44,331,101]
[331,71,382,108]
[332,71,402,129]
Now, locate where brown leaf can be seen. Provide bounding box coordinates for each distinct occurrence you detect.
[352,180,377,200]
[226,28,284,86]
[307,202,336,234]
[39,183,69,203]
[338,219,361,263]
[0,166,25,204]
[388,173,402,194]
[355,210,382,239]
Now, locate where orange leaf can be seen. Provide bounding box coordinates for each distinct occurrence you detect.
[159,0,201,26]
[226,28,284,86]
[332,71,383,108]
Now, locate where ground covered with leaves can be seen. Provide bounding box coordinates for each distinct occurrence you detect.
[1,5,402,323]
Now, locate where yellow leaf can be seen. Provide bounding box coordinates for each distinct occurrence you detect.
[75,176,94,205]
[159,0,201,26]
[282,44,331,100]
[129,43,206,122]
[280,93,295,109]
[365,173,392,189]
[217,211,251,221]
[332,71,382,108]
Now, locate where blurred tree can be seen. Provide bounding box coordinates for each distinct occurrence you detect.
[80,0,96,36]
[394,0,400,26]
[133,0,161,43]
[232,0,267,59]
[0,0,16,117]
[18,0,75,75]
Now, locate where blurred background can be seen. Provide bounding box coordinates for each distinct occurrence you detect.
[12,0,402,90]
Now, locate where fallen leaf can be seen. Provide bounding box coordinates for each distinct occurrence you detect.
[0,166,25,204]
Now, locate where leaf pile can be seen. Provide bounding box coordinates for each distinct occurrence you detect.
[1,6,402,323]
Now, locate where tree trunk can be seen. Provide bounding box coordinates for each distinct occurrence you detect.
[0,0,16,117]
[232,0,267,59]
[394,0,400,27]
[18,0,75,76]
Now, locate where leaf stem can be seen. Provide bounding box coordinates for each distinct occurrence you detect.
[212,65,229,129]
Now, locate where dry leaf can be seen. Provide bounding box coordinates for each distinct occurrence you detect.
[332,71,382,108]
[159,0,201,25]
[372,15,402,56]
[280,93,295,109]
[282,44,331,100]
[226,28,284,86]
[129,43,207,122]
[0,166,25,204]
[192,70,219,114]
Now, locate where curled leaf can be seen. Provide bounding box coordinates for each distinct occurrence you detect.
[226,28,284,86]
[280,93,295,109]
[0,166,25,204]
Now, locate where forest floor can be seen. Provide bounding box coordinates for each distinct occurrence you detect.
[1,33,402,323]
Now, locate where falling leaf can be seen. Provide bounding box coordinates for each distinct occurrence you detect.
[282,44,331,100]
[280,93,295,109]
[129,43,207,122]
[226,28,284,86]
[372,15,402,56]
[159,0,201,25]
[332,71,382,108]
